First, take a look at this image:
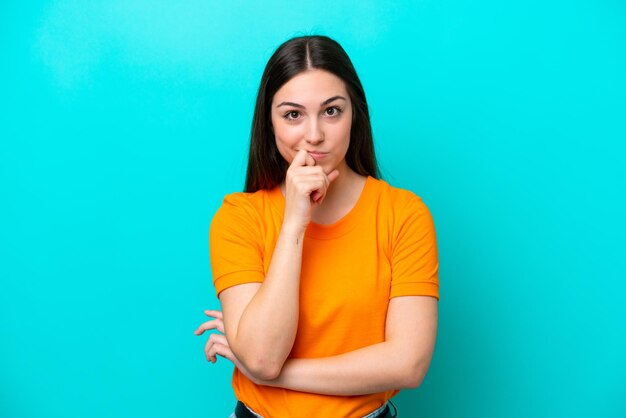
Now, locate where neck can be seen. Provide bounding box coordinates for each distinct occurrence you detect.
[322,165,360,202]
[311,165,367,224]
[278,165,367,225]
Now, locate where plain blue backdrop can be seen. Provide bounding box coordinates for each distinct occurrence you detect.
[1,1,625,417]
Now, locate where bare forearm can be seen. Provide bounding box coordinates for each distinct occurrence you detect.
[262,341,429,395]
[232,225,304,378]
[224,152,339,379]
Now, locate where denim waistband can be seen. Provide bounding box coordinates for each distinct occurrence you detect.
[233,400,394,418]
[363,402,389,418]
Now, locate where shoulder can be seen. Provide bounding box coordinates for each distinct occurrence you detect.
[369,177,432,217]
[211,189,273,235]
[220,190,265,210]
[215,189,271,218]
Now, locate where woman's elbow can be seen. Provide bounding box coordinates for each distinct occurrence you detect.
[230,338,288,381]
[246,359,282,381]
[401,358,431,389]
[403,371,426,389]
[235,350,283,381]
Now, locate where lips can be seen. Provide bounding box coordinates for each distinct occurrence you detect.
[307,151,328,160]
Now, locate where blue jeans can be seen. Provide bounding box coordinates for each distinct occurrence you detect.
[229,400,395,418]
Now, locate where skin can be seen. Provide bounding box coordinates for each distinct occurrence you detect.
[273,69,367,227]
[194,69,438,395]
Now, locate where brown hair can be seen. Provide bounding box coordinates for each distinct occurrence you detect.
[244,35,379,192]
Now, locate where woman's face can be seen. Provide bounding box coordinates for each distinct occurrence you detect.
[270,69,353,175]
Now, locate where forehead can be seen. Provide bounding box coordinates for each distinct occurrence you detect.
[272,70,349,105]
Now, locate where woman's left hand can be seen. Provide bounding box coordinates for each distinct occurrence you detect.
[194,310,265,385]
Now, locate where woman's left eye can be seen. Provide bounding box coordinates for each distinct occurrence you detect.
[325,106,343,117]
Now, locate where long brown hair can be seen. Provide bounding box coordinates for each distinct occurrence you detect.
[244,35,379,192]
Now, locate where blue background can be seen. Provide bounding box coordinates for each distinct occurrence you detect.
[1,1,625,417]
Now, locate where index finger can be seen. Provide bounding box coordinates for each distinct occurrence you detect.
[291,149,316,167]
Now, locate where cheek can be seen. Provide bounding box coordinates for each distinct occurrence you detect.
[272,123,301,161]
[275,141,292,163]
[273,119,302,143]
[331,118,352,148]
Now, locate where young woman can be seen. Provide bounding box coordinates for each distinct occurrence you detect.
[195,35,440,418]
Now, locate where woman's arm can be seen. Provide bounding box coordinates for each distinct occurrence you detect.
[199,295,438,395]
[258,295,437,395]
[213,150,339,381]
[217,224,302,380]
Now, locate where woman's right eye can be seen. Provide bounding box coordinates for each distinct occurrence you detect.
[283,111,300,121]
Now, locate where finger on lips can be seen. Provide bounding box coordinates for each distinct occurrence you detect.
[290,149,311,168]
[305,153,316,166]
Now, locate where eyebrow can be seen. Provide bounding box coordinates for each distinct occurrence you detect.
[276,95,347,108]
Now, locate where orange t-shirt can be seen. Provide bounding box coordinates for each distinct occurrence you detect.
[209,176,439,418]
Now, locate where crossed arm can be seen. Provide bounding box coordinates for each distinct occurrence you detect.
[196,288,438,396]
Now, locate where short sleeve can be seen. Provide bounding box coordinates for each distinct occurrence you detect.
[209,194,265,297]
[389,194,440,300]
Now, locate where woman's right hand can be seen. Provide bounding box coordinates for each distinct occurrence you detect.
[282,149,339,232]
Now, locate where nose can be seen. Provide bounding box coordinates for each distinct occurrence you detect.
[304,119,324,145]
